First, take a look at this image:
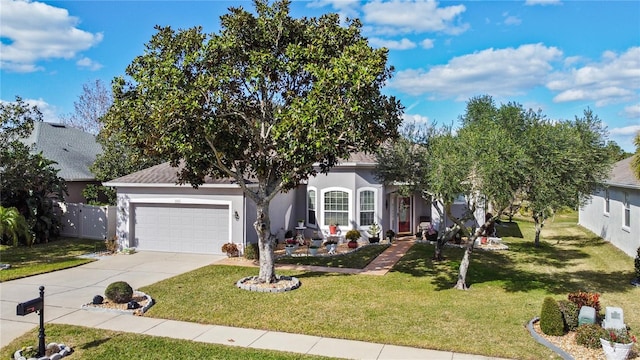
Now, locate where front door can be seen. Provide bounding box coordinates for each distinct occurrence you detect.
[398,196,412,233]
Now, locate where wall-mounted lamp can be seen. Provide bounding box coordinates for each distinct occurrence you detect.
[234,210,240,221]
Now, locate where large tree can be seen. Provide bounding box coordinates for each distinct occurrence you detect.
[103,0,402,283]
[523,109,613,247]
[0,97,67,244]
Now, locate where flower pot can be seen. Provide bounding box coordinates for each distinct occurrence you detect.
[311,239,323,247]
[309,247,319,256]
[369,237,380,243]
[285,245,297,256]
[297,221,305,228]
[329,225,338,234]
[600,338,634,360]
[348,241,358,249]
[325,243,337,254]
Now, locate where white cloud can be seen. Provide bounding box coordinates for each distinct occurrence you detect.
[503,15,522,26]
[403,113,430,124]
[362,0,469,35]
[76,57,103,71]
[369,37,416,50]
[19,98,60,123]
[609,125,640,136]
[0,0,103,72]
[390,43,563,99]
[622,103,640,119]
[420,38,435,49]
[547,47,640,106]
[525,0,562,5]
[307,0,360,19]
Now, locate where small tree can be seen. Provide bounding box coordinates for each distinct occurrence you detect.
[61,79,112,135]
[632,132,640,180]
[0,206,33,246]
[634,246,640,280]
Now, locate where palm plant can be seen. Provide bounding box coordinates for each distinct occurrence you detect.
[0,206,33,246]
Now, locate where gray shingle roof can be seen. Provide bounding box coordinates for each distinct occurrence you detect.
[105,161,237,187]
[607,156,640,189]
[22,122,102,181]
[106,152,378,186]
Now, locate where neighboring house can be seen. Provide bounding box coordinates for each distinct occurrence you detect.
[579,156,640,257]
[21,122,103,203]
[105,152,487,255]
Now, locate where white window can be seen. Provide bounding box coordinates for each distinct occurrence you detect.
[358,189,376,226]
[624,192,630,228]
[604,188,610,214]
[307,188,317,226]
[323,189,350,227]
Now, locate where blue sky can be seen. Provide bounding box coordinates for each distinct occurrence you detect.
[1,0,639,151]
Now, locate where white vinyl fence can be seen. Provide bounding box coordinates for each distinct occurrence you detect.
[57,203,116,240]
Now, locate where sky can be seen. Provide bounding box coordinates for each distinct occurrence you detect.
[1,0,639,152]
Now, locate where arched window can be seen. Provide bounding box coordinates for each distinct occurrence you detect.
[323,189,350,226]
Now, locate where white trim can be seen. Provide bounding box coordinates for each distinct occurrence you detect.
[105,182,244,189]
[357,187,378,229]
[320,187,353,232]
[623,192,630,228]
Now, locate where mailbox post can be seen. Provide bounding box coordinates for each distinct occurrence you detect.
[16,286,45,356]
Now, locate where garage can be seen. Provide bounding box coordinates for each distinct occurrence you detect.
[132,203,230,254]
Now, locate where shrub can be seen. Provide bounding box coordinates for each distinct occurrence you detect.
[568,290,601,314]
[558,300,579,331]
[635,246,640,280]
[105,281,133,304]
[345,229,361,241]
[105,236,118,253]
[576,324,608,349]
[540,297,565,336]
[244,242,258,260]
[221,242,239,255]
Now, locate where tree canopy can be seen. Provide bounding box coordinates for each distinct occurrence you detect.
[103,0,403,283]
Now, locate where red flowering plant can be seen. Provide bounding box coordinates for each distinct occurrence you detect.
[602,328,637,346]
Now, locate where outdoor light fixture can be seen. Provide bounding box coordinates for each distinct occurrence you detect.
[234,211,239,220]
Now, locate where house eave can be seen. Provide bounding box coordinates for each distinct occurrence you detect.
[605,181,640,190]
[103,182,245,189]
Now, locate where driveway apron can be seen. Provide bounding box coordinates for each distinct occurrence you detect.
[0,251,222,348]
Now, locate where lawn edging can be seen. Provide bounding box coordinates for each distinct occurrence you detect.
[526,317,574,360]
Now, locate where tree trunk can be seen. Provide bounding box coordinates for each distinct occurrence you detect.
[533,213,543,248]
[255,199,276,283]
[455,244,473,290]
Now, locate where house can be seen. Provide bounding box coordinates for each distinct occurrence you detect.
[21,122,103,203]
[105,152,487,255]
[578,156,640,257]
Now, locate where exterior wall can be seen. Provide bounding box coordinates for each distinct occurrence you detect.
[307,167,385,236]
[244,188,297,244]
[579,186,640,258]
[115,186,245,250]
[65,181,98,203]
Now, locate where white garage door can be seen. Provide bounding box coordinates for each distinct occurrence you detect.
[132,203,229,254]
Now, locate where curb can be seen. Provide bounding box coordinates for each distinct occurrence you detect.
[526,317,574,360]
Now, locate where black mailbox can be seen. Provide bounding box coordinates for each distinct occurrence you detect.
[17,297,43,316]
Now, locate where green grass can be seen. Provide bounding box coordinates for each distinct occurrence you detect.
[276,244,389,268]
[0,324,338,360]
[0,238,105,282]
[138,215,639,360]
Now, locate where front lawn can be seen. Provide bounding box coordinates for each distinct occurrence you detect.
[139,216,639,360]
[0,324,337,360]
[0,238,105,282]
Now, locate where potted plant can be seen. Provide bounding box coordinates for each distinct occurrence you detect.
[284,231,298,255]
[221,242,239,257]
[311,231,323,247]
[600,328,637,360]
[324,238,338,254]
[284,229,294,242]
[385,229,395,242]
[367,222,381,243]
[308,244,319,256]
[329,222,339,235]
[297,219,305,228]
[345,229,360,249]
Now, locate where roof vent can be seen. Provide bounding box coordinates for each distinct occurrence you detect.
[51,123,66,128]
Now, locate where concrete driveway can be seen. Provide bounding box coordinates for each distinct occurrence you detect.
[0,251,223,348]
